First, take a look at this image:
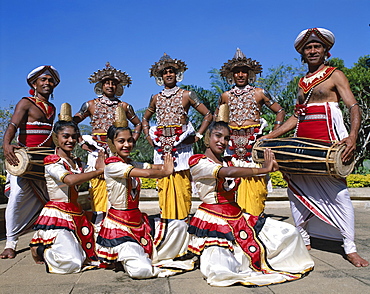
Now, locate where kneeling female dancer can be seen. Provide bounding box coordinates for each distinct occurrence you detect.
[187,121,314,287]
[30,106,105,274]
[96,120,194,279]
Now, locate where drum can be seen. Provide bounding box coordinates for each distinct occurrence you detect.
[252,137,355,177]
[5,147,54,181]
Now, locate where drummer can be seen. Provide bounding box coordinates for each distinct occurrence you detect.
[262,28,368,267]
[1,66,59,259]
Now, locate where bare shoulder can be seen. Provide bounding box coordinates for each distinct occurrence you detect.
[220,91,229,103]
[254,87,267,101]
[331,69,349,83]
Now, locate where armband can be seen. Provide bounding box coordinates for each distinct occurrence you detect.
[263,89,276,107]
[77,102,90,118]
[189,91,201,109]
[147,107,155,113]
[274,121,283,125]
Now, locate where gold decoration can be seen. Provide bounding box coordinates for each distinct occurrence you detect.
[107,106,128,153]
[58,103,72,121]
[217,104,229,123]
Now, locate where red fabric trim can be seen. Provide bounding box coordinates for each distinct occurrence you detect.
[189,154,206,167]
[34,201,97,259]
[44,154,61,165]
[23,97,55,120]
[197,203,264,271]
[102,208,154,256]
[298,67,336,94]
[296,105,331,141]
[105,156,124,164]
[287,181,336,227]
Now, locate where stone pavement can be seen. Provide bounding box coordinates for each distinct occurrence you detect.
[1,198,370,293]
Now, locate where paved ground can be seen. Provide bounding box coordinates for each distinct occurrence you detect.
[1,198,369,294]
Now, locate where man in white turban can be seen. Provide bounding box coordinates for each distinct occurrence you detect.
[262,28,368,267]
[1,65,58,259]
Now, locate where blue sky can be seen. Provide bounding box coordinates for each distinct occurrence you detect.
[0,0,369,124]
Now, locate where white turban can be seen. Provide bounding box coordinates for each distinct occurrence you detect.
[294,28,335,53]
[27,65,60,87]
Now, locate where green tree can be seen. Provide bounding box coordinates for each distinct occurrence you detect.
[329,55,370,168]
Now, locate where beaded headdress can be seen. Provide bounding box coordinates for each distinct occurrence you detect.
[89,62,132,97]
[220,48,262,85]
[149,53,188,86]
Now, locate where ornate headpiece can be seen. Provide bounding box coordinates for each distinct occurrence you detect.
[204,104,229,147]
[107,106,129,153]
[220,48,262,85]
[149,53,188,86]
[27,65,60,88]
[294,28,335,54]
[89,62,132,97]
[58,103,72,121]
[53,103,73,146]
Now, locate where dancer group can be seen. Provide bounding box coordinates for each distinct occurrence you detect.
[1,27,368,288]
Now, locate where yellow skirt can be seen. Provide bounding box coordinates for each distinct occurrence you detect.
[236,176,267,216]
[157,170,192,220]
[89,178,108,212]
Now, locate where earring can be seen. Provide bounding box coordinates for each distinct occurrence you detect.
[52,133,59,147]
[176,72,184,82]
[50,93,54,100]
[156,77,164,86]
[203,130,210,147]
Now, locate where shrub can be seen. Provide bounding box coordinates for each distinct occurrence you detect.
[269,171,370,188]
[140,178,157,189]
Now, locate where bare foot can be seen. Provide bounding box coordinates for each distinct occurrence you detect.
[30,247,44,264]
[306,245,312,251]
[0,248,16,259]
[346,252,369,267]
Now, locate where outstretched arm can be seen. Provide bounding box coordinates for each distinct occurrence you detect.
[260,115,297,140]
[129,153,174,178]
[63,150,105,186]
[218,149,278,178]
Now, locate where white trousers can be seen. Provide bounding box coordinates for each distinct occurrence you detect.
[5,174,48,249]
[287,174,356,254]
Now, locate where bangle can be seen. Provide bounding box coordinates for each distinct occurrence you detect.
[78,140,86,147]
[133,130,140,134]
[8,122,18,128]
[274,121,283,125]
[348,103,359,112]
[195,132,203,139]
[276,108,284,114]
[143,125,150,129]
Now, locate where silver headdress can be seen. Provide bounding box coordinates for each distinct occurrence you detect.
[220,48,262,85]
[149,53,188,86]
[89,62,132,97]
